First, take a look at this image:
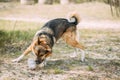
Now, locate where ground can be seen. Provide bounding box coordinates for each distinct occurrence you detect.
[0,29,120,80]
[0,1,120,80]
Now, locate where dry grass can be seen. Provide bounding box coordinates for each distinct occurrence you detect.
[0,20,43,31]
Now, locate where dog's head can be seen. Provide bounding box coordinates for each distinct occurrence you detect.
[32,35,52,64]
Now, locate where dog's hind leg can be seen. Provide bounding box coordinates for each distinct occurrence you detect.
[73,29,80,56]
[75,29,85,62]
[62,30,85,61]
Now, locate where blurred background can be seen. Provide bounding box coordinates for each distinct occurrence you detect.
[0,0,120,28]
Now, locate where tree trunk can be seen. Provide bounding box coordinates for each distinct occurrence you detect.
[38,0,53,4]
[109,0,120,17]
[38,0,46,4]
[60,0,69,5]
[20,0,35,5]
[109,0,114,16]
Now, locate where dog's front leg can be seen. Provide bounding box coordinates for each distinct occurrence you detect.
[39,59,47,68]
[12,44,32,62]
[80,49,85,62]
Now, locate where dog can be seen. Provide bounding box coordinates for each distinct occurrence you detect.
[12,12,85,66]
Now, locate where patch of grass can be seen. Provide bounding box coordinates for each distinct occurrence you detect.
[0,20,43,54]
[108,47,112,51]
[68,75,99,80]
[0,20,43,31]
[0,30,35,54]
[53,68,64,74]
[1,30,35,42]
[0,30,6,47]
[87,65,94,71]
[110,61,120,66]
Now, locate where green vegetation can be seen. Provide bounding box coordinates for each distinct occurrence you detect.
[0,20,43,54]
[54,68,64,74]
[0,30,34,54]
[0,30,6,48]
[0,20,42,31]
[87,65,94,71]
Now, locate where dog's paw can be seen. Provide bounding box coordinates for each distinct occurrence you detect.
[80,59,85,62]
[12,59,20,63]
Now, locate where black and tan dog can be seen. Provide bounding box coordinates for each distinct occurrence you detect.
[12,12,85,65]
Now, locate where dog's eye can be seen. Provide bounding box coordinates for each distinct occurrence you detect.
[45,50,48,53]
[40,54,44,57]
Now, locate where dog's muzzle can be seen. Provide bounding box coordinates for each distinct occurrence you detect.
[35,59,44,64]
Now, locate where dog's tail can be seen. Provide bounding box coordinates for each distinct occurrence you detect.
[67,12,80,25]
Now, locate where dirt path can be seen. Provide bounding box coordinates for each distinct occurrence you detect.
[79,19,120,29]
[0,17,120,29]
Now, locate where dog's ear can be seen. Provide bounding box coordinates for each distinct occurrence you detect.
[46,48,51,53]
[37,37,41,44]
[46,45,52,52]
[38,36,47,44]
[45,46,52,58]
[32,39,38,47]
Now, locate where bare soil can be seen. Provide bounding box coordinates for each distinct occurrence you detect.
[0,29,120,80]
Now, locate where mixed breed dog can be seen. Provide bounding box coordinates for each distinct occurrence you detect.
[12,12,85,69]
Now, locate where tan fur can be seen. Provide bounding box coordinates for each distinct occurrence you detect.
[62,27,84,50]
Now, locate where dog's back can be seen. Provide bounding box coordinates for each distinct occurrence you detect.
[42,18,72,40]
[41,12,80,41]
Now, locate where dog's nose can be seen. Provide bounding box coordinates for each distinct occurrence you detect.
[35,60,41,64]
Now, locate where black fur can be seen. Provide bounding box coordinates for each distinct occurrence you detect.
[39,18,77,46]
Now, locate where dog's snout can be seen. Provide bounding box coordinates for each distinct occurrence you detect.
[35,60,41,64]
[35,59,45,64]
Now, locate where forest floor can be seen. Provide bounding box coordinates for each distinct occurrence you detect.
[0,2,120,80]
[0,29,120,80]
